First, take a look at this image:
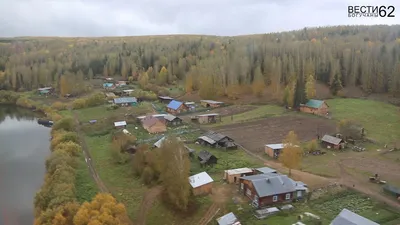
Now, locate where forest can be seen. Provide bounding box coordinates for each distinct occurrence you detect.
[1,25,400,106]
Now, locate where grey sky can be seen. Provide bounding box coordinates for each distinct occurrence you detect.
[0,0,399,37]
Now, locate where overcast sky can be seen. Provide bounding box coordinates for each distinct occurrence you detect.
[0,0,399,37]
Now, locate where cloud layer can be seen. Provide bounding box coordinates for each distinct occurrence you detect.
[0,0,399,37]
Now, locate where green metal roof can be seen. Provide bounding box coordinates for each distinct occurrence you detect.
[305,99,324,108]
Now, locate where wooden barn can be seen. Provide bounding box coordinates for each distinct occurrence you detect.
[141,116,167,134]
[158,96,174,104]
[193,113,221,124]
[265,144,285,159]
[166,100,188,115]
[164,114,183,126]
[197,150,218,167]
[299,99,329,116]
[224,168,254,184]
[197,131,237,149]
[321,135,344,150]
[189,172,214,196]
[200,100,224,108]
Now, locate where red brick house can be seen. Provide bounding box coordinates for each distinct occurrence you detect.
[239,173,307,208]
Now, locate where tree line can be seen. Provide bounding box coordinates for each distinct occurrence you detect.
[1,25,400,106]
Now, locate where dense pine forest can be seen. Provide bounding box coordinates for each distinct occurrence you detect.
[1,25,400,106]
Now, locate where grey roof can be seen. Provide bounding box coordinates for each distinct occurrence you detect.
[217,212,241,225]
[322,135,343,145]
[201,100,224,104]
[197,113,220,117]
[159,96,174,100]
[330,209,379,225]
[164,114,180,122]
[198,136,216,144]
[241,173,296,197]
[204,131,228,142]
[256,167,277,174]
[198,150,216,161]
[265,144,284,149]
[153,137,166,148]
[184,145,195,153]
[113,97,137,104]
[189,172,213,188]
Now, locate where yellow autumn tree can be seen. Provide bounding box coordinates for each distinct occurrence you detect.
[157,66,168,85]
[185,74,194,93]
[59,75,72,96]
[279,131,302,176]
[73,193,129,225]
[305,73,316,100]
[252,66,265,97]
[138,72,149,88]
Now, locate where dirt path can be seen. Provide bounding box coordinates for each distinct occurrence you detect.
[196,185,232,225]
[72,110,109,192]
[338,161,400,210]
[197,203,220,225]
[135,186,162,225]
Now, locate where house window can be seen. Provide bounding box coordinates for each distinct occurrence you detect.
[285,193,291,200]
[273,195,278,202]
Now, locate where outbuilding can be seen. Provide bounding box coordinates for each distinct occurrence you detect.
[299,99,329,116]
[158,96,174,104]
[189,172,214,196]
[216,212,241,225]
[224,168,254,184]
[114,121,127,129]
[265,144,284,158]
[113,97,137,106]
[141,116,167,134]
[200,100,224,108]
[164,114,183,126]
[197,150,218,167]
[321,134,344,150]
[194,113,221,124]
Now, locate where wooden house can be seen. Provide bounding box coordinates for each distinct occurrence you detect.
[239,173,299,208]
[164,114,183,126]
[141,116,167,134]
[114,121,127,129]
[197,150,218,167]
[224,168,253,184]
[200,100,224,108]
[113,97,137,106]
[331,209,379,225]
[166,100,188,115]
[216,212,241,225]
[194,113,221,124]
[158,96,174,104]
[321,135,344,150]
[197,131,237,149]
[265,144,284,158]
[189,172,214,196]
[299,99,329,116]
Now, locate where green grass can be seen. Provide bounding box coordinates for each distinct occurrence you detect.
[208,105,286,127]
[59,110,72,117]
[327,98,400,143]
[85,134,147,220]
[74,153,98,203]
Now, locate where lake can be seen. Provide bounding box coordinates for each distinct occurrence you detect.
[0,106,50,225]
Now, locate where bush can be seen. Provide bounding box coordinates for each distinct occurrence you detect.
[50,131,79,150]
[51,101,67,110]
[72,98,87,109]
[53,117,75,132]
[0,90,19,104]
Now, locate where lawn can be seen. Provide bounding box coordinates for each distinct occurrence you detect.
[74,152,98,203]
[208,105,286,127]
[327,98,400,144]
[85,134,147,220]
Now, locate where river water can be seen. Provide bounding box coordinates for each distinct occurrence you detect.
[0,106,50,225]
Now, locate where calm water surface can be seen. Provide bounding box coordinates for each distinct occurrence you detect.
[0,106,50,225]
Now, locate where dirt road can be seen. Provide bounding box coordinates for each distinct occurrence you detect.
[135,186,162,225]
[72,110,108,192]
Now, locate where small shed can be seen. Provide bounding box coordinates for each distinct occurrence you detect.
[164,114,183,126]
[122,89,134,96]
[158,96,174,104]
[114,121,127,129]
[200,100,224,108]
[38,87,53,95]
[299,99,329,116]
[331,208,379,225]
[113,97,137,106]
[265,144,284,158]
[254,167,277,175]
[103,83,114,89]
[195,113,221,124]
[224,168,253,184]
[216,212,241,225]
[166,100,188,115]
[153,137,166,148]
[197,150,218,167]
[189,172,214,196]
[321,135,344,149]
[142,116,167,134]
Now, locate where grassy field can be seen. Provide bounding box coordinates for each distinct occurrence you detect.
[208,105,286,127]
[74,152,98,203]
[327,98,400,144]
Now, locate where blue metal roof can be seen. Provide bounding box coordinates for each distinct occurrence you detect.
[113,97,137,104]
[103,83,114,87]
[167,100,183,110]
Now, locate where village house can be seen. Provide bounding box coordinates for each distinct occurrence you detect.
[321,134,345,150]
[224,168,254,184]
[113,97,137,106]
[254,167,278,175]
[189,172,214,196]
[122,89,134,96]
[196,131,237,149]
[103,82,115,89]
[116,80,127,87]
[136,114,167,122]
[141,116,167,134]
[37,87,54,95]
[158,96,174,104]
[164,114,183,126]
[239,173,307,208]
[184,102,196,111]
[216,212,241,225]
[193,113,221,124]
[330,208,379,225]
[114,121,127,129]
[265,144,284,158]
[200,100,224,108]
[299,99,329,116]
[197,150,218,167]
[166,100,188,115]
